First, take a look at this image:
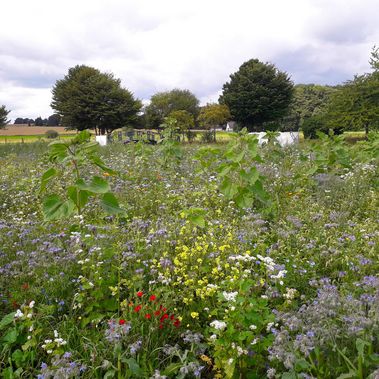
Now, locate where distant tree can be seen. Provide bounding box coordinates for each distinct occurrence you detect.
[35,116,44,126]
[198,103,231,130]
[47,114,61,126]
[144,89,200,129]
[168,110,195,132]
[220,59,294,131]
[51,65,142,135]
[14,117,24,124]
[326,47,379,135]
[0,105,10,129]
[281,84,337,131]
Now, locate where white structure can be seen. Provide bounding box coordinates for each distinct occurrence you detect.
[226,121,236,132]
[96,135,107,146]
[249,132,299,147]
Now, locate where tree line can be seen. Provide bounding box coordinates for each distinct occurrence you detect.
[1,46,378,136]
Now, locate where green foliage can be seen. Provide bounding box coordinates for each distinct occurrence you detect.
[168,110,195,132]
[45,130,59,139]
[199,128,270,209]
[40,130,123,220]
[0,105,10,129]
[281,84,337,131]
[326,47,379,134]
[157,117,183,167]
[302,114,330,139]
[198,103,231,129]
[47,114,61,126]
[220,59,294,131]
[51,65,142,135]
[144,89,200,129]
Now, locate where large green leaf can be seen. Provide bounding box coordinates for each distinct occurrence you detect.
[0,312,15,330]
[43,195,75,220]
[89,155,117,175]
[101,193,124,214]
[48,141,68,162]
[67,186,90,209]
[40,167,58,193]
[76,176,110,194]
[220,177,238,199]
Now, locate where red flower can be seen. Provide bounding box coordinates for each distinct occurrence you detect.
[149,295,156,301]
[160,313,169,322]
[154,310,160,316]
[119,319,126,325]
[173,319,181,327]
[137,291,143,297]
[134,305,142,312]
[145,313,151,319]
[159,324,164,329]
[170,314,175,320]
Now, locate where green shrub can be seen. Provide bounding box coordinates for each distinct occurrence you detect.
[45,130,59,139]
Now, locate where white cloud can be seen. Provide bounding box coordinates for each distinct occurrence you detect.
[0,0,378,119]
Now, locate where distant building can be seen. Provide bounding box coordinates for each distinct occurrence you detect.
[226,121,237,132]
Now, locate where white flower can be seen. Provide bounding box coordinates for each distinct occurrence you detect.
[29,300,35,308]
[14,309,24,318]
[210,320,227,331]
[266,322,274,332]
[251,338,258,345]
[47,350,53,354]
[249,324,257,330]
[54,330,59,338]
[27,313,33,319]
[209,334,217,341]
[223,291,238,302]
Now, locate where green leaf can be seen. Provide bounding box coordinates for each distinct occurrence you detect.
[220,177,238,199]
[103,369,116,379]
[162,363,182,375]
[2,367,14,379]
[235,190,254,208]
[90,156,117,175]
[0,312,15,330]
[67,186,89,209]
[281,372,297,379]
[101,193,124,215]
[76,176,110,194]
[125,358,142,376]
[336,372,358,379]
[295,358,310,371]
[43,195,75,220]
[11,349,25,367]
[48,141,69,162]
[3,328,18,344]
[40,168,58,193]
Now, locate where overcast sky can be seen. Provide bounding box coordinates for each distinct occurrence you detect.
[0,0,378,120]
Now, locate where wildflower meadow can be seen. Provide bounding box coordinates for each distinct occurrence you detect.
[0,130,378,378]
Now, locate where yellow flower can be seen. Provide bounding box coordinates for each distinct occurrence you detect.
[190,312,199,319]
